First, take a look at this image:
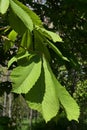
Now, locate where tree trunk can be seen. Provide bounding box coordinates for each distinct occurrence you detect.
[8,93,12,118]
[3,91,7,116]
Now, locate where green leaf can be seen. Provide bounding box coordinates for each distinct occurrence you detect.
[42,56,59,122]
[42,56,79,122]
[9,10,27,35]
[26,67,45,114]
[46,39,69,62]
[48,64,80,121]
[13,1,43,27]
[8,51,31,68]
[34,29,51,61]
[0,0,9,14]
[27,102,42,114]
[26,67,45,103]
[3,40,13,52]
[8,30,17,41]
[56,83,80,121]
[3,30,17,52]
[20,30,32,51]
[8,57,17,68]
[36,26,62,42]
[26,57,60,122]
[25,8,43,27]
[9,0,33,31]
[10,55,42,94]
[25,55,79,122]
[35,27,69,62]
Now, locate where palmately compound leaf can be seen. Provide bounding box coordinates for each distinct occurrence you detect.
[26,57,59,122]
[10,0,33,31]
[48,64,80,122]
[42,56,59,122]
[36,26,62,42]
[10,55,42,94]
[0,0,9,14]
[25,55,79,123]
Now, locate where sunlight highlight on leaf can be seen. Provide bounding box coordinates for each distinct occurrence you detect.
[10,55,42,94]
